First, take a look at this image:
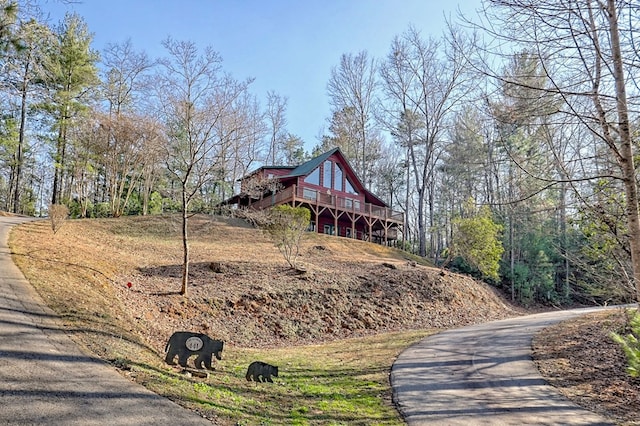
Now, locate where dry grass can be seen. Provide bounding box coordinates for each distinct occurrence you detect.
[10,214,513,348]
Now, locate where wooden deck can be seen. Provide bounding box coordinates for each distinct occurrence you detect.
[250,185,402,222]
[248,184,404,243]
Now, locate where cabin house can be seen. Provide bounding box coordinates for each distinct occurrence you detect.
[223,148,404,244]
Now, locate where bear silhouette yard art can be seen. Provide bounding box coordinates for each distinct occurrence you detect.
[164,331,224,370]
[246,361,279,383]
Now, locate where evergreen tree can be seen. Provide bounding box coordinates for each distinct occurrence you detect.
[280,133,306,165]
[40,13,98,205]
[0,0,19,55]
[4,19,53,213]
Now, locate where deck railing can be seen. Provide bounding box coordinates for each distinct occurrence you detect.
[249,185,404,223]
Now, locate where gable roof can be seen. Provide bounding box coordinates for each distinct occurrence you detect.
[283,147,382,202]
[225,147,392,208]
[282,147,340,178]
[363,188,387,206]
[236,165,296,182]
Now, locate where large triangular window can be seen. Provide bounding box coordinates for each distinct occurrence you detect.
[345,176,358,195]
[323,161,332,187]
[304,167,320,185]
[335,164,344,191]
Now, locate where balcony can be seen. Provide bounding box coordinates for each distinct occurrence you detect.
[248,184,404,224]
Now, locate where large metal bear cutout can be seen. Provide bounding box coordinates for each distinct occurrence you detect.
[164,331,224,370]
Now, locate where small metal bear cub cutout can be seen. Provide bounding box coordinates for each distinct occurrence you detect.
[164,331,224,370]
[245,361,279,383]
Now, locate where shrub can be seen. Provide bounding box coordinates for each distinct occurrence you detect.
[95,202,112,218]
[263,205,310,270]
[611,309,640,377]
[48,204,69,234]
[451,201,504,281]
[66,199,85,218]
[148,191,163,215]
[235,207,272,228]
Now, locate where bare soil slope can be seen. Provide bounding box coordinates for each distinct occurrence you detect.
[10,214,520,354]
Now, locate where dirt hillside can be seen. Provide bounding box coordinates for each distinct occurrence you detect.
[10,214,521,354]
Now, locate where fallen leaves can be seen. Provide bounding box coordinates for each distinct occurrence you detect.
[533,309,640,425]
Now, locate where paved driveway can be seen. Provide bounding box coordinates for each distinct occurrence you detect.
[0,216,212,425]
[391,307,622,425]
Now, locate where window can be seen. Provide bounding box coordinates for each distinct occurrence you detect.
[303,188,317,201]
[335,164,344,191]
[323,161,332,188]
[345,177,358,194]
[308,221,316,232]
[304,167,320,185]
[346,228,352,238]
[323,224,338,235]
[345,198,361,210]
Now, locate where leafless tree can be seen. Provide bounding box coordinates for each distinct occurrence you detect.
[264,90,287,165]
[48,202,68,234]
[154,38,250,296]
[91,112,162,217]
[97,39,156,215]
[379,26,470,257]
[101,38,154,116]
[470,0,640,302]
[327,50,379,186]
[214,90,266,202]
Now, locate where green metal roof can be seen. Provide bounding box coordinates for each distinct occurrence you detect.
[282,147,340,178]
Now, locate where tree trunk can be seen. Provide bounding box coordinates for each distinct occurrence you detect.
[428,173,436,259]
[51,129,63,205]
[407,134,428,258]
[510,215,515,302]
[559,179,570,299]
[13,64,29,214]
[404,150,410,250]
[417,188,426,257]
[606,0,640,303]
[361,121,367,189]
[180,186,189,296]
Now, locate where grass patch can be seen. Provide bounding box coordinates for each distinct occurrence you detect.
[126,330,433,425]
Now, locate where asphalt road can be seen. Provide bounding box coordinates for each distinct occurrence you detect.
[391,307,622,425]
[0,216,212,425]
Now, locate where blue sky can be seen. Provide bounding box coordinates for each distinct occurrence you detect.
[40,0,481,150]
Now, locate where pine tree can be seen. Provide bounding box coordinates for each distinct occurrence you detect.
[40,13,98,205]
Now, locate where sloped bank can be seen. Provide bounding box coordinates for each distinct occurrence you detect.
[10,215,521,353]
[117,260,521,351]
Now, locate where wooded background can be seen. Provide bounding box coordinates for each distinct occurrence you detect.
[1,0,639,305]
